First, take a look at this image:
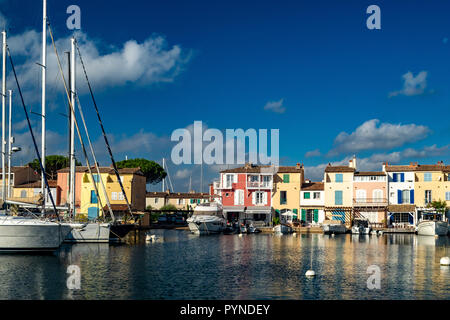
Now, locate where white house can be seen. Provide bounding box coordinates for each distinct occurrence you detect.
[300,181,325,224]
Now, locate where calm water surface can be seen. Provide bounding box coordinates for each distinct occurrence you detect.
[0,230,448,300]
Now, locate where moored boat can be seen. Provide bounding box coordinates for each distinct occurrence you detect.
[417,220,448,236]
[322,220,346,234]
[187,202,226,235]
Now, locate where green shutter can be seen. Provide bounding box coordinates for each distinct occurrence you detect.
[293,209,298,219]
[301,209,306,221]
[283,174,290,183]
[313,209,319,223]
[304,192,310,199]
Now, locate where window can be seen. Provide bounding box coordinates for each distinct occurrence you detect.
[234,190,244,205]
[280,191,287,205]
[424,173,432,182]
[262,175,271,187]
[111,192,118,200]
[20,190,27,198]
[393,173,405,182]
[335,191,343,205]
[303,192,310,199]
[446,192,450,201]
[313,192,321,199]
[393,213,411,223]
[283,174,290,183]
[425,190,432,204]
[225,174,233,188]
[90,190,98,204]
[335,174,343,183]
[402,190,410,204]
[255,192,264,205]
[118,192,124,200]
[155,198,159,204]
[177,199,182,205]
[373,189,383,202]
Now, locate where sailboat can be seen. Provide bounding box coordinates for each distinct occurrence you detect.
[0,2,72,252]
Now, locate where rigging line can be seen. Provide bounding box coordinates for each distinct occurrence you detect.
[165,161,174,192]
[6,47,59,219]
[46,22,106,221]
[75,39,134,218]
[75,94,115,222]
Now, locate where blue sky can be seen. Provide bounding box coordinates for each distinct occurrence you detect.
[1,0,449,191]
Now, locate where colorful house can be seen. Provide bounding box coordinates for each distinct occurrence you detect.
[353,171,388,226]
[0,166,40,200]
[146,191,168,209]
[218,163,274,225]
[13,180,57,204]
[59,166,146,220]
[384,163,416,226]
[272,164,305,220]
[324,157,356,226]
[300,181,325,224]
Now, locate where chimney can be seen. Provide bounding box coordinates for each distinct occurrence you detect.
[349,156,357,169]
[296,163,301,169]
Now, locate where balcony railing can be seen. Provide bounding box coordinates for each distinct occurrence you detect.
[353,198,388,206]
[247,181,273,189]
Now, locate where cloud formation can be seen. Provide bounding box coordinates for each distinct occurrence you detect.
[389,71,429,97]
[305,149,321,158]
[329,119,429,156]
[264,99,286,114]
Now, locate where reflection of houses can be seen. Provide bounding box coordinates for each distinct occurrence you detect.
[384,163,416,225]
[353,171,388,226]
[300,181,325,224]
[272,164,304,220]
[324,157,356,226]
[217,163,274,225]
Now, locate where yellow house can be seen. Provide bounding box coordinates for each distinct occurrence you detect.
[414,163,447,209]
[79,167,146,219]
[271,164,304,218]
[324,158,356,225]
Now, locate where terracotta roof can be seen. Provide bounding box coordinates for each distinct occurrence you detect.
[387,204,416,213]
[354,171,386,176]
[58,166,144,176]
[146,192,168,198]
[0,166,36,174]
[324,166,355,173]
[15,180,57,188]
[385,163,447,172]
[166,192,210,199]
[301,182,324,191]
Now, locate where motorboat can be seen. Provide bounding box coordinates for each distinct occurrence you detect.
[417,220,448,236]
[247,223,261,234]
[187,202,226,235]
[351,219,371,235]
[0,215,71,252]
[322,220,346,234]
[273,224,293,234]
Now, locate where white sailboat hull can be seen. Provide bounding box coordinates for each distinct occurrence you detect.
[417,221,448,236]
[63,223,111,243]
[187,217,226,235]
[0,217,70,251]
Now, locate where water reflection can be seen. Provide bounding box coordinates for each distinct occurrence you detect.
[0,231,447,299]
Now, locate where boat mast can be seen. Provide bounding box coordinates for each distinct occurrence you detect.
[41,0,47,213]
[69,38,76,217]
[7,89,11,198]
[2,30,6,204]
[162,158,165,192]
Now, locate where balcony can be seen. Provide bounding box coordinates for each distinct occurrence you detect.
[353,198,388,207]
[247,181,273,189]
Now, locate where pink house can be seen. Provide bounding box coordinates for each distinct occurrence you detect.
[353,171,388,226]
[217,163,273,226]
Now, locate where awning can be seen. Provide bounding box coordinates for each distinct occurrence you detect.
[245,206,272,214]
[223,206,245,213]
[387,205,415,213]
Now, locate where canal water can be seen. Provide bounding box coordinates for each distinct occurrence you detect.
[0,230,448,300]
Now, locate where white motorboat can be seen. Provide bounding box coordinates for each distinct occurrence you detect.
[0,216,71,252]
[273,224,293,234]
[351,219,371,235]
[187,202,226,235]
[322,220,347,234]
[63,222,111,243]
[417,220,448,236]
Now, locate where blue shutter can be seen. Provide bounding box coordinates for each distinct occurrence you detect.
[410,190,414,204]
[393,173,397,182]
[400,173,405,182]
[397,190,402,204]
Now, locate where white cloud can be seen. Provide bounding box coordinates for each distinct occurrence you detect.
[305,149,321,158]
[264,99,286,114]
[389,71,430,97]
[329,119,429,156]
[175,169,191,179]
[6,28,191,104]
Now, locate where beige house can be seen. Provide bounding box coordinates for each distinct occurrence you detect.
[146,191,210,210]
[324,157,356,226]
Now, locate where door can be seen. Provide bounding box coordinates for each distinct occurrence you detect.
[88,207,99,221]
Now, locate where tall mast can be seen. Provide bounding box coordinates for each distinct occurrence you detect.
[69,38,76,217]
[7,89,11,198]
[162,158,165,192]
[41,0,47,212]
[2,30,6,203]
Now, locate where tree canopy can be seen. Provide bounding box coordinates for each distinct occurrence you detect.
[116,158,166,184]
[28,155,82,180]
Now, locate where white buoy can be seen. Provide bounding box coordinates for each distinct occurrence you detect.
[146,234,156,242]
[440,257,450,266]
[238,233,243,237]
[331,233,335,237]
[292,232,297,237]
[305,270,316,277]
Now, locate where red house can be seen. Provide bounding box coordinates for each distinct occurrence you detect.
[216,163,274,226]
